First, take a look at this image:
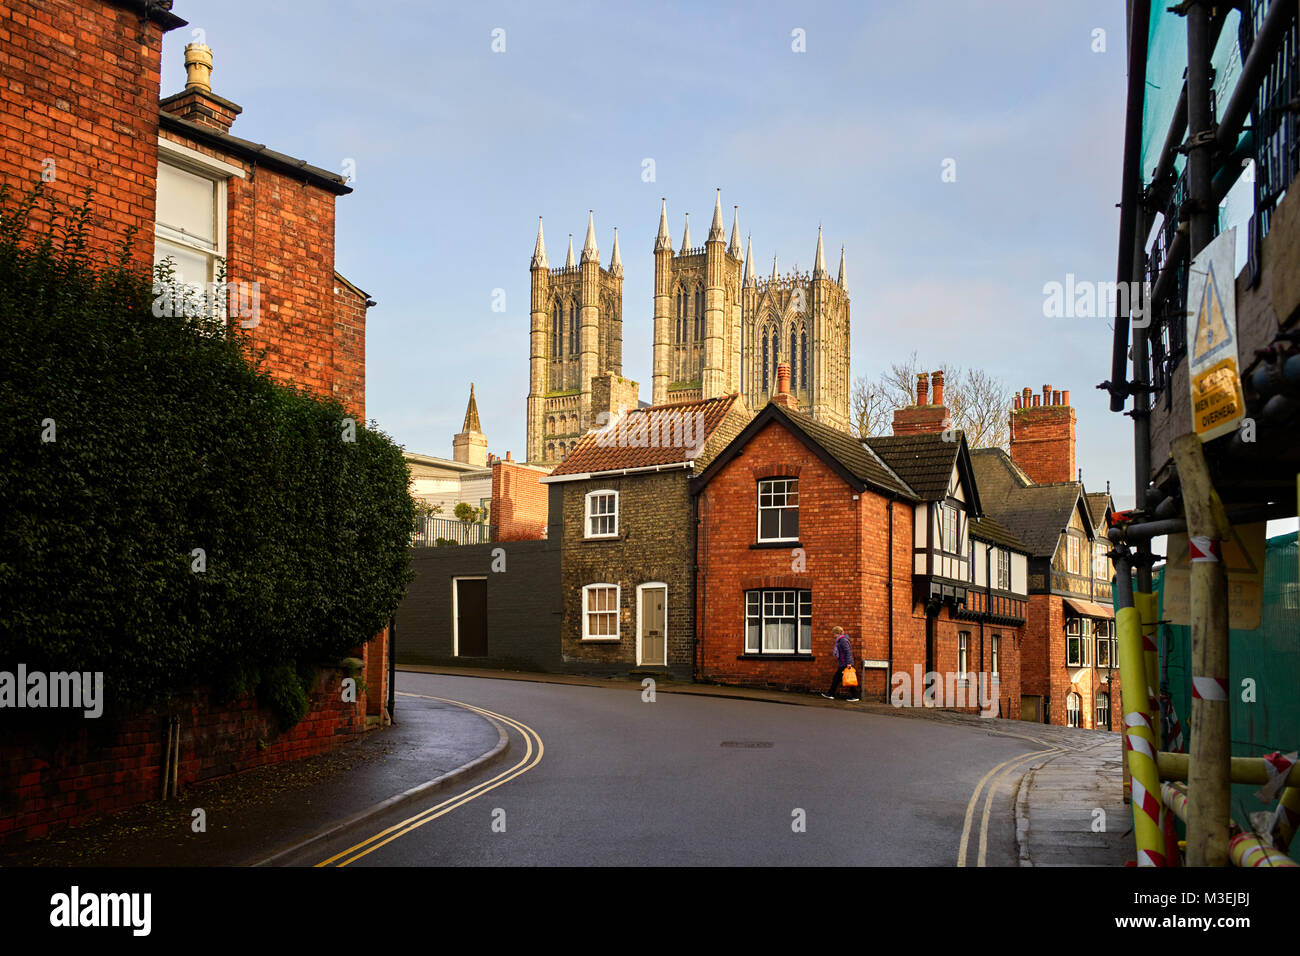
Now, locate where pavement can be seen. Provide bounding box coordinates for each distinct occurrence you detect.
[0,663,1134,866]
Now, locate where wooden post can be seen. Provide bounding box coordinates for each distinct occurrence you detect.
[1171,434,1232,866]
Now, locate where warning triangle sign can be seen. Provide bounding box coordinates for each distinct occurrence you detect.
[1191,261,1233,363]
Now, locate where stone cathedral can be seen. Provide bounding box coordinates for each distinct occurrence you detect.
[527,191,851,467]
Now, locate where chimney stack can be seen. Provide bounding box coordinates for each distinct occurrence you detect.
[892,366,950,436]
[1008,383,1076,484]
[772,362,798,410]
[159,44,243,133]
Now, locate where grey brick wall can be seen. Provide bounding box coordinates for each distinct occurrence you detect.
[396,540,562,672]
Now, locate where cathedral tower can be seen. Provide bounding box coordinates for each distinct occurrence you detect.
[527,213,634,467]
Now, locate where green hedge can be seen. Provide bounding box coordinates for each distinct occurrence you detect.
[0,185,414,724]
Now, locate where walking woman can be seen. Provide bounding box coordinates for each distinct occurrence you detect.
[822,625,859,701]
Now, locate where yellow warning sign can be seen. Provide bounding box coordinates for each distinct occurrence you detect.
[1163,522,1265,630]
[1192,357,1246,436]
[1185,228,1243,443]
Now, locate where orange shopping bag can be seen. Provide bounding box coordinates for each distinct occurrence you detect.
[841,665,858,689]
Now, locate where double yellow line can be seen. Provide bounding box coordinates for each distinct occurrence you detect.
[315,693,544,867]
[957,746,1061,867]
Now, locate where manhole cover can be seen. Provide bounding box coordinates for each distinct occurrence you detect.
[720,740,774,749]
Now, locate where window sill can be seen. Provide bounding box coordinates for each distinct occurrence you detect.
[737,653,815,660]
[584,533,621,541]
[750,540,802,550]
[581,637,622,643]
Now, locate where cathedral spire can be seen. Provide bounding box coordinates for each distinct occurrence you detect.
[743,235,755,288]
[680,213,692,253]
[729,206,741,257]
[771,253,779,280]
[654,198,671,253]
[837,244,847,290]
[813,225,827,278]
[462,383,482,433]
[708,188,724,242]
[531,217,547,269]
[610,227,623,277]
[581,210,599,264]
[565,234,575,268]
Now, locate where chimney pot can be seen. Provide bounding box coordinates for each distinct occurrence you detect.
[1033,395,1040,407]
[1014,395,1021,410]
[1052,390,1061,406]
[184,43,213,93]
[916,372,929,406]
[1042,385,1051,404]
[1062,390,1070,406]
[772,362,798,410]
[506,451,512,462]
[931,370,945,406]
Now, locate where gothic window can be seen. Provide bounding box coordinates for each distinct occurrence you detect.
[552,301,562,359]
[800,330,808,389]
[675,286,686,344]
[568,300,578,356]
[790,328,798,388]
[693,284,704,342]
[770,328,779,389]
[762,331,770,392]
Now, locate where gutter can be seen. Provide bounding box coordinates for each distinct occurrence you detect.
[539,460,695,484]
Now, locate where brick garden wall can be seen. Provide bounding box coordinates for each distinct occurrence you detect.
[0,667,367,845]
[0,0,165,267]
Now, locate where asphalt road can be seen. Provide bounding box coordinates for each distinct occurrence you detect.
[295,671,1044,867]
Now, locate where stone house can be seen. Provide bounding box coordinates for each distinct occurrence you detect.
[542,393,750,679]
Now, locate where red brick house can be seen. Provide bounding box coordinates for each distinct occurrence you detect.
[970,386,1119,729]
[0,0,386,842]
[691,367,1028,715]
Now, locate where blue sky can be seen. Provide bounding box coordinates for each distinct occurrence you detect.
[164,0,1142,504]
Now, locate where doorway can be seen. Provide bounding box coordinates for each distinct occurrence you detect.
[637,584,667,666]
[453,577,487,657]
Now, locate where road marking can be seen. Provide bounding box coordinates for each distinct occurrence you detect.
[977,748,1060,867]
[315,693,544,867]
[957,747,1056,867]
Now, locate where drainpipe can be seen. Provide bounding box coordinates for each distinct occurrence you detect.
[695,491,706,681]
[387,614,396,724]
[886,500,894,691]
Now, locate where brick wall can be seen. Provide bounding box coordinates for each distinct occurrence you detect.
[0,0,170,267]
[1009,386,1076,484]
[492,459,549,541]
[560,471,695,679]
[333,277,367,421]
[0,667,367,845]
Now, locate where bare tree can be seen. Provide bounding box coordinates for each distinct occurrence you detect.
[851,352,1012,449]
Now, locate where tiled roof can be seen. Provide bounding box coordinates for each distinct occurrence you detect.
[548,394,741,478]
[970,448,1085,558]
[865,432,962,501]
[970,514,1028,553]
[769,405,915,498]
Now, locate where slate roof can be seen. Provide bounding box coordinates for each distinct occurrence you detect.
[548,394,740,478]
[767,405,914,498]
[969,448,1087,558]
[866,432,963,501]
[970,514,1029,553]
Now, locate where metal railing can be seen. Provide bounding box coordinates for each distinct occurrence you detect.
[411,516,494,547]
